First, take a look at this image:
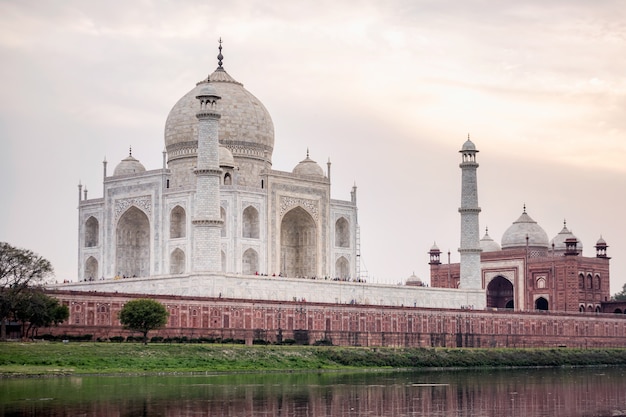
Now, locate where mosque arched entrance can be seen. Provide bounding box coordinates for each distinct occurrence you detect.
[535,297,549,310]
[280,207,317,278]
[116,206,150,278]
[487,276,514,309]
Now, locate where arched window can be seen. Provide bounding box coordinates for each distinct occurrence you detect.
[579,273,585,289]
[224,173,232,185]
[170,206,186,239]
[535,297,549,310]
[85,216,99,247]
[220,207,227,237]
[242,248,258,275]
[595,306,601,313]
[335,256,350,279]
[84,256,98,280]
[536,277,546,289]
[595,274,601,290]
[242,206,259,239]
[280,207,317,278]
[587,274,593,289]
[116,206,150,278]
[579,305,585,313]
[221,250,226,272]
[170,248,185,274]
[335,217,350,248]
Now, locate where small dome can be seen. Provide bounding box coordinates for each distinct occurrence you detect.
[501,208,549,249]
[219,146,235,168]
[596,236,607,246]
[551,221,582,252]
[430,242,440,251]
[113,152,146,176]
[406,272,423,286]
[196,83,220,98]
[293,152,324,177]
[480,228,501,252]
[461,138,477,152]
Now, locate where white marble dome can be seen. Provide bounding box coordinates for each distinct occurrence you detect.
[164,66,274,164]
[113,153,146,176]
[219,146,235,168]
[480,228,501,252]
[406,272,423,286]
[551,221,582,251]
[293,153,324,177]
[501,209,549,249]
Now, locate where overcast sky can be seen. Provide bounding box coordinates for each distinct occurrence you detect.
[1,0,625,293]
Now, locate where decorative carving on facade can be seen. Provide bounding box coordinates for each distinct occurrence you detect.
[115,196,151,220]
[280,196,319,221]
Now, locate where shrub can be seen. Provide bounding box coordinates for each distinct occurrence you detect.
[110,336,124,343]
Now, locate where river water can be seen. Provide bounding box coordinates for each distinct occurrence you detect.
[2,367,626,416]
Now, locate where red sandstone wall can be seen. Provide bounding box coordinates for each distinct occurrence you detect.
[41,290,626,348]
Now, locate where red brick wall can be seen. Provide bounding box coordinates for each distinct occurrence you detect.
[42,290,626,348]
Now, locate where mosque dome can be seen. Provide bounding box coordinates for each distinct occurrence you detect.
[165,67,274,158]
[596,236,607,246]
[293,152,324,177]
[501,208,549,249]
[480,228,501,252]
[461,138,477,152]
[219,146,235,168]
[164,43,274,189]
[406,272,423,287]
[113,151,146,176]
[551,221,582,252]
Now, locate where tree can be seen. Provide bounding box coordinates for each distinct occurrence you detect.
[14,289,69,339]
[0,242,53,340]
[119,299,169,344]
[613,283,626,301]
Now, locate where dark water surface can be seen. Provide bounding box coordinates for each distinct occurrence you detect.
[2,367,626,416]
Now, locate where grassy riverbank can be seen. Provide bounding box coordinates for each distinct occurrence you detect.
[2,342,626,377]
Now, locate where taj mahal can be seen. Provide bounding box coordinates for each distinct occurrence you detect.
[63,42,611,317]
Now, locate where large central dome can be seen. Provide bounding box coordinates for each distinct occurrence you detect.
[164,52,274,188]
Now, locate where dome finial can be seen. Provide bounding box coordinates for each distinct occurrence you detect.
[217,37,224,69]
[306,147,310,158]
[129,146,132,157]
[523,203,526,214]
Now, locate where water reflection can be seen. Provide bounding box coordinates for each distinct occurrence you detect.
[2,368,626,416]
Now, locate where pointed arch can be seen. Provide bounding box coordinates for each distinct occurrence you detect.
[486,276,514,309]
[224,172,232,185]
[579,273,585,289]
[335,217,350,248]
[535,297,549,310]
[587,274,593,289]
[280,206,317,278]
[85,216,99,247]
[170,248,185,274]
[242,206,259,239]
[84,256,98,280]
[242,248,258,275]
[170,206,186,239]
[335,256,350,280]
[116,206,150,277]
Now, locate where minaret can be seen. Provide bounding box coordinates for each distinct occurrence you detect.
[458,135,482,289]
[191,78,223,272]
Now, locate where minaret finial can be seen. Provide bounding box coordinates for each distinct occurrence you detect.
[306,148,310,158]
[217,37,224,69]
[523,203,526,213]
[129,146,132,157]
[468,133,470,140]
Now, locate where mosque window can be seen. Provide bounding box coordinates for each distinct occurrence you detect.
[579,273,585,289]
[335,217,350,248]
[242,206,260,239]
[587,274,593,290]
[595,274,601,290]
[536,277,546,289]
[224,173,232,185]
[170,248,185,274]
[84,216,99,247]
[170,206,186,239]
[85,256,98,281]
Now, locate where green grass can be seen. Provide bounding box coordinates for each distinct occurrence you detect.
[3,342,626,377]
